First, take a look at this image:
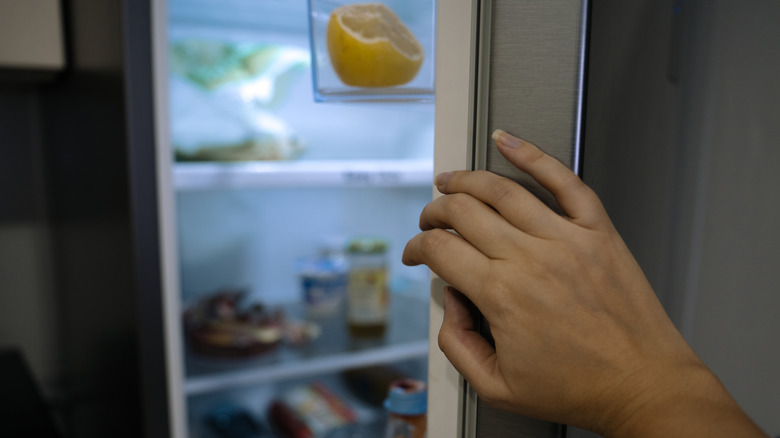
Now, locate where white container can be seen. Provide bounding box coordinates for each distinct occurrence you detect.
[296,254,349,315]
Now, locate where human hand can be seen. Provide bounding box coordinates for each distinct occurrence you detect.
[402,130,766,437]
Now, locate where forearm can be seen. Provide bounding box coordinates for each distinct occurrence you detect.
[606,363,767,438]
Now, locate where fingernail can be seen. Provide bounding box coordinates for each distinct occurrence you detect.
[492,129,522,148]
[436,171,454,187]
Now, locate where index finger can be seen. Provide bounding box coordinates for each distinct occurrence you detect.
[492,130,608,227]
[434,170,569,239]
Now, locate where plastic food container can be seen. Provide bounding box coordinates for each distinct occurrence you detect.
[296,254,349,315]
[307,0,436,102]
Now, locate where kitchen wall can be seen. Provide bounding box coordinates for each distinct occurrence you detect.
[0,1,146,436]
[0,86,59,386]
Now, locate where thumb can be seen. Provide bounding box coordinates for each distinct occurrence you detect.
[438,287,506,399]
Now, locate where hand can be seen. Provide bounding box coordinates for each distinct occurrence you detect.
[402,130,766,437]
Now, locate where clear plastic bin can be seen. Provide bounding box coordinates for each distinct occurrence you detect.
[308,0,436,102]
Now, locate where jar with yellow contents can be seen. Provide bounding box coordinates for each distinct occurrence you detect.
[345,237,389,337]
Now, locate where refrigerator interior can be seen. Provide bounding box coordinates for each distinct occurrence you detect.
[165,0,434,436]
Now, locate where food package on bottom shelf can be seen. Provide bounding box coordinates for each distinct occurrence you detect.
[341,365,409,407]
[205,404,266,438]
[268,382,358,438]
[169,39,308,162]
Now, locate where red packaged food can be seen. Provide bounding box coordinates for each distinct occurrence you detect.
[269,382,357,438]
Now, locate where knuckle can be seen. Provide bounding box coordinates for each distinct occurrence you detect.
[488,178,517,205]
[560,171,583,190]
[560,172,600,206]
[469,378,511,409]
[437,322,464,359]
[418,228,452,256]
[562,172,591,199]
[480,270,513,309]
[520,144,547,165]
[442,193,475,217]
[437,326,452,353]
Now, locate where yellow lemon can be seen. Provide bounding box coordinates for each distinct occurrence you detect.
[327,3,424,87]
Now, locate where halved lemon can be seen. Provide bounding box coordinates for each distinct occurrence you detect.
[327,3,424,87]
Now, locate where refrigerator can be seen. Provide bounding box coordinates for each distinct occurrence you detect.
[143,0,780,436]
[150,0,586,434]
[19,0,778,437]
[147,0,593,435]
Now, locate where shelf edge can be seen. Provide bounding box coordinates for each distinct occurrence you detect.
[173,159,434,191]
[184,339,429,396]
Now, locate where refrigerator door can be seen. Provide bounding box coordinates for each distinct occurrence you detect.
[430,0,587,436]
[151,0,436,436]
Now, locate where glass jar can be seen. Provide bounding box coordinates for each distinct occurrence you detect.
[383,379,427,438]
[345,237,389,337]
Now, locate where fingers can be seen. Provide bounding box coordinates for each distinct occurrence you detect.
[434,170,569,239]
[402,228,492,305]
[417,192,532,258]
[491,129,608,226]
[438,287,509,402]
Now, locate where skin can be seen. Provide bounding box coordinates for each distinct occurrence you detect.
[402,129,767,437]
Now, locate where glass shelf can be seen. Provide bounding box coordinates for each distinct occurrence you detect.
[168,0,308,33]
[184,293,429,396]
[173,159,433,190]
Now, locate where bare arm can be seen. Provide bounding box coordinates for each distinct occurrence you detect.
[402,129,767,437]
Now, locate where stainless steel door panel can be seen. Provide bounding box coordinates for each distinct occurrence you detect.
[474,0,587,199]
[468,0,588,436]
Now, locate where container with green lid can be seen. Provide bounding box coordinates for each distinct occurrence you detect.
[347,237,388,254]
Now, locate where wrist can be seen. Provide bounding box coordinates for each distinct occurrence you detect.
[602,361,766,438]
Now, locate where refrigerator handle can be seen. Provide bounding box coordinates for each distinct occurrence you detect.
[462,0,590,436]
